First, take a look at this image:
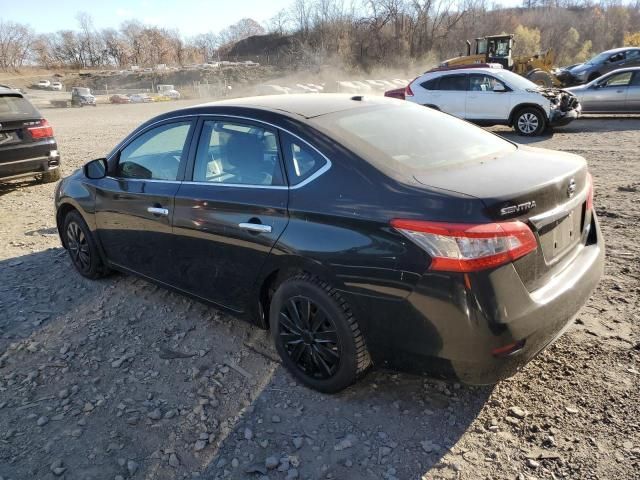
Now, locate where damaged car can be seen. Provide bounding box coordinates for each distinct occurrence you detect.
[405,67,580,136]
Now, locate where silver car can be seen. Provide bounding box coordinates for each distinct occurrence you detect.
[565,67,640,113]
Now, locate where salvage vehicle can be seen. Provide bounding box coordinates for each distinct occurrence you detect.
[565,67,640,113]
[50,81,63,91]
[556,47,640,86]
[405,67,580,136]
[157,84,181,100]
[109,94,131,104]
[0,85,61,183]
[55,94,603,393]
[36,79,51,89]
[128,93,153,103]
[71,87,96,107]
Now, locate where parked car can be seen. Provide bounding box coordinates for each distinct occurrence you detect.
[405,67,581,136]
[50,82,63,91]
[565,67,640,113]
[109,94,131,104]
[37,79,51,89]
[128,93,153,103]
[71,87,96,107]
[54,94,603,393]
[556,47,640,85]
[0,85,61,183]
[157,85,181,99]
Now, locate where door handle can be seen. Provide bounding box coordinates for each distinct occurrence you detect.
[616,90,624,93]
[239,223,272,233]
[147,207,169,216]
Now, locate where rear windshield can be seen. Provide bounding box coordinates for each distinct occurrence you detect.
[313,102,515,175]
[0,94,41,121]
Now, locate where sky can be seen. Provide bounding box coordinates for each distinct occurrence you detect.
[0,0,293,36]
[0,0,533,36]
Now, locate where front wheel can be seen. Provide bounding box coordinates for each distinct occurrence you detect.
[270,274,371,393]
[513,108,546,136]
[63,210,109,279]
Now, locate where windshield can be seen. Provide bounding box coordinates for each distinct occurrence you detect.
[586,52,611,65]
[491,70,539,90]
[0,94,41,121]
[75,88,90,95]
[313,102,515,175]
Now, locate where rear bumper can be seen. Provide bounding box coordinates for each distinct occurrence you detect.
[0,150,61,181]
[549,105,580,127]
[350,213,604,384]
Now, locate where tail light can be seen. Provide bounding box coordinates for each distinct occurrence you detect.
[586,172,594,211]
[405,77,418,97]
[28,119,54,140]
[390,219,537,273]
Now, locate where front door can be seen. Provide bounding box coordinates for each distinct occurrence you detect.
[593,71,633,112]
[465,73,511,121]
[94,120,195,282]
[172,118,289,312]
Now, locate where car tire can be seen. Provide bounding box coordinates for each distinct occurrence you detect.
[41,168,61,183]
[63,210,109,280]
[270,274,371,393]
[513,107,546,136]
[526,69,554,88]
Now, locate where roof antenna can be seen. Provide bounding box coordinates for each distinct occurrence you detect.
[351,95,364,101]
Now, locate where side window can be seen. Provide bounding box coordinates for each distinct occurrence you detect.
[626,50,640,60]
[117,122,191,180]
[469,74,505,92]
[420,78,439,90]
[192,120,282,186]
[608,52,625,63]
[436,75,468,91]
[603,72,632,87]
[280,132,326,186]
[631,72,640,87]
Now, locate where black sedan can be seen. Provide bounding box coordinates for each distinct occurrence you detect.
[55,95,604,393]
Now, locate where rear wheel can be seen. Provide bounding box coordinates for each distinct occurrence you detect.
[41,169,61,183]
[270,274,371,393]
[513,107,546,136]
[63,210,109,279]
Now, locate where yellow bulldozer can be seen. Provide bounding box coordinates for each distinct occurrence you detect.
[440,34,561,87]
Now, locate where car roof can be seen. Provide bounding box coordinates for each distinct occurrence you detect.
[0,85,22,96]
[603,47,640,54]
[197,94,398,119]
[421,67,507,77]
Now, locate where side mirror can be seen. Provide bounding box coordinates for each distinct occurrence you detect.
[84,158,108,179]
[493,83,506,92]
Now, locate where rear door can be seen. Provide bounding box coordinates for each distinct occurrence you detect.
[429,74,468,118]
[94,119,195,282]
[465,73,511,121]
[171,117,289,312]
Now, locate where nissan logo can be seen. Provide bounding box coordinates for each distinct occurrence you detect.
[567,178,577,198]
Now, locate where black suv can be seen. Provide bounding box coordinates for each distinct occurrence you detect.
[0,85,61,183]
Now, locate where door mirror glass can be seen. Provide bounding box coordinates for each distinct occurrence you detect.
[84,158,108,179]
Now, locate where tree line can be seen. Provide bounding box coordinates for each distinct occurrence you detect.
[1,0,639,72]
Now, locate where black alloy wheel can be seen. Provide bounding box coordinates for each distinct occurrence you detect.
[270,274,371,393]
[63,210,109,280]
[67,220,91,273]
[278,296,341,379]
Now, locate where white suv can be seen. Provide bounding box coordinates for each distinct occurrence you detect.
[405,67,580,136]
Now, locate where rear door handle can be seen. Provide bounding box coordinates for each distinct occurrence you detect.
[147,207,169,216]
[239,223,272,233]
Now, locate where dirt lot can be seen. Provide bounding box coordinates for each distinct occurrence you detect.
[0,102,639,480]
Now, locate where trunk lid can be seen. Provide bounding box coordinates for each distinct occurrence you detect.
[0,93,51,165]
[413,145,590,290]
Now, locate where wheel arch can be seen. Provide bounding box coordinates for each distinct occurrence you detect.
[508,103,548,125]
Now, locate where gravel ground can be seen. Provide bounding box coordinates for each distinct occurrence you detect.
[0,102,639,480]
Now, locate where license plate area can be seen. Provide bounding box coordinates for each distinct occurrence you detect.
[539,204,584,262]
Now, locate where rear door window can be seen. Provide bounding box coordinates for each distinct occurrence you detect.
[192,120,284,186]
[435,75,468,91]
[0,94,40,121]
